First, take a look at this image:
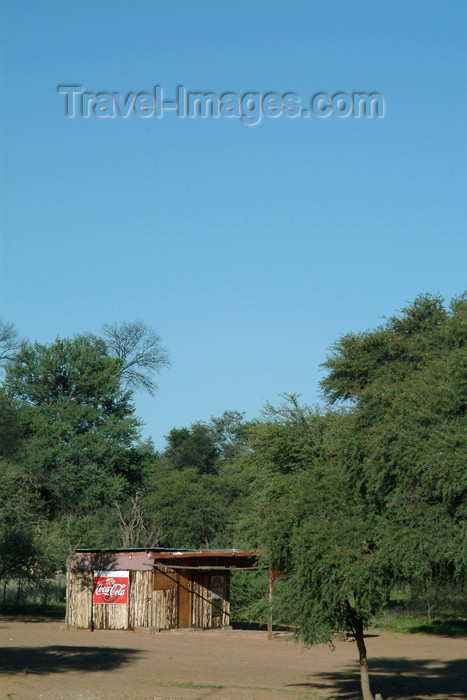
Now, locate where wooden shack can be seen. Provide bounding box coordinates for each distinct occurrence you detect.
[66,548,257,631]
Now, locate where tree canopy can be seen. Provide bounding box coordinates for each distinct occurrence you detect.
[4,335,141,516]
[239,296,467,699]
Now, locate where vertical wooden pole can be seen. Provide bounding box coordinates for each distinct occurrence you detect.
[268,573,274,640]
[90,567,95,632]
[65,564,70,627]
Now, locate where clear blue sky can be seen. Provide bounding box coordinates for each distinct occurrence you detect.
[1,1,466,448]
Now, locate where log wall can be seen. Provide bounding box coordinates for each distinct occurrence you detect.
[191,572,230,628]
[221,573,230,629]
[67,567,230,630]
[67,570,92,629]
[151,564,179,629]
[93,602,129,630]
[131,570,152,628]
[192,571,212,628]
[152,587,178,629]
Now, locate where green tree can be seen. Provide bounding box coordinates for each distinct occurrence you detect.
[145,468,225,548]
[142,413,254,549]
[163,423,220,474]
[0,458,57,600]
[241,399,389,700]
[4,335,142,518]
[321,294,467,607]
[0,386,48,597]
[0,388,26,459]
[245,294,467,700]
[0,322,169,586]
[210,410,250,461]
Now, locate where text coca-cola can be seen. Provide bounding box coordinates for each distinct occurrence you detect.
[93,571,129,604]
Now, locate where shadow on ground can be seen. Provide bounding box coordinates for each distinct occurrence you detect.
[287,656,467,699]
[0,616,64,625]
[231,620,291,632]
[407,619,467,637]
[0,646,142,675]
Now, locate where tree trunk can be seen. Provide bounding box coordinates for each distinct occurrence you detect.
[343,600,380,700]
[425,597,435,623]
[354,619,374,700]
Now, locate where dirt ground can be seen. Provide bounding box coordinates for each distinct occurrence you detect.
[1,618,466,700]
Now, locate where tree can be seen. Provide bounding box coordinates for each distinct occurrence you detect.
[114,492,160,548]
[163,423,220,474]
[0,458,59,600]
[0,384,57,596]
[210,410,250,461]
[242,399,389,700]
[141,414,254,549]
[321,293,467,604]
[101,320,169,395]
[320,293,449,404]
[0,388,25,458]
[3,335,142,519]
[144,468,226,548]
[0,318,20,369]
[244,293,467,700]
[0,323,168,586]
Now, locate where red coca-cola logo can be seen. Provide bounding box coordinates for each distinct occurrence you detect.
[93,571,129,604]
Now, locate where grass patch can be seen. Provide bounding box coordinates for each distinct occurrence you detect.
[371,589,467,637]
[165,682,225,689]
[373,611,467,637]
[404,617,467,636]
[161,682,321,697]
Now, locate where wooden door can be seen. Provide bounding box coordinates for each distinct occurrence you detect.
[178,570,191,628]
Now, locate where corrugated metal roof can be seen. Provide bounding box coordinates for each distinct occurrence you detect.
[74,547,257,557]
[74,547,187,553]
[149,549,257,560]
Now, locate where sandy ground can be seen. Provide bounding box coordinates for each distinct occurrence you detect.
[1,618,466,700]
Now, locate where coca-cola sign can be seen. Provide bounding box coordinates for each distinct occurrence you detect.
[93,570,129,604]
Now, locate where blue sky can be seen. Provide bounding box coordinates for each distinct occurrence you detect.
[1,1,466,448]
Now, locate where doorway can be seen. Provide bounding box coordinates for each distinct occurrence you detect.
[178,570,192,628]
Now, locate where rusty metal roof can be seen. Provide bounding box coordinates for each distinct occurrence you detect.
[75,547,185,553]
[74,547,258,558]
[149,549,257,560]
